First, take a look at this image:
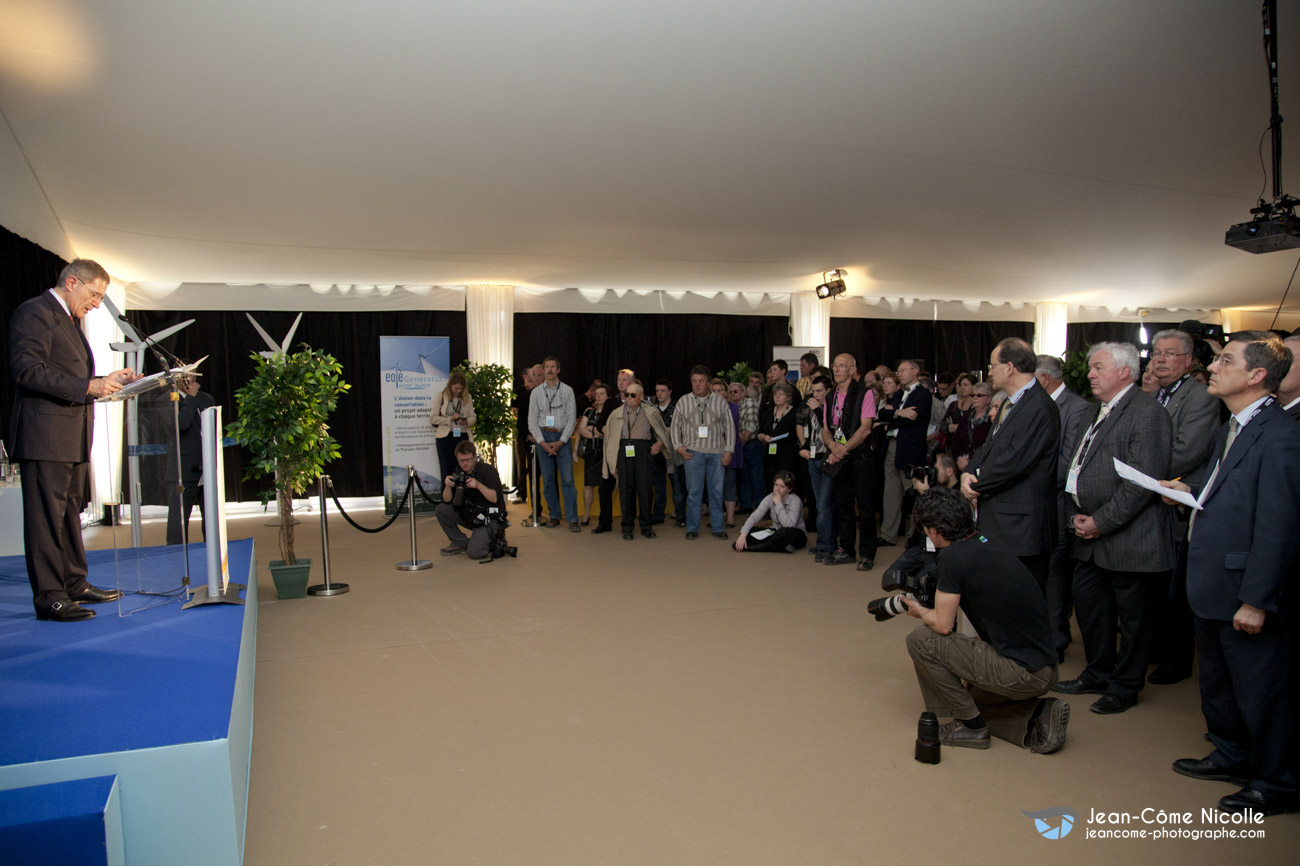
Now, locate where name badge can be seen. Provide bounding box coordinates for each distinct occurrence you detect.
[698,425,709,439]
[625,444,636,458]
[834,427,847,444]
[545,415,556,428]
[768,443,777,455]
[1065,465,1080,496]
[452,426,461,437]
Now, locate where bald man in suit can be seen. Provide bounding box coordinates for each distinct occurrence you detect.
[8,259,137,622]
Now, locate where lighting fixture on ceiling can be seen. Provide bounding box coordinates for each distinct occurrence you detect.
[815,269,847,300]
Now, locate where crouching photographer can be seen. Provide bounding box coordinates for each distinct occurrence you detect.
[900,487,1069,753]
[437,441,514,560]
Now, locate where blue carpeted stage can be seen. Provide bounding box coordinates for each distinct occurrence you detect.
[0,539,257,865]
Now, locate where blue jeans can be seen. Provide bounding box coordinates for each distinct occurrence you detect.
[683,450,725,533]
[740,440,765,510]
[536,432,578,523]
[807,458,837,552]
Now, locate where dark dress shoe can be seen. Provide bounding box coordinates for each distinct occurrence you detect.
[712,531,728,540]
[70,585,123,603]
[1147,664,1192,685]
[546,517,561,527]
[36,600,96,622]
[1089,693,1136,714]
[642,530,657,539]
[622,532,634,540]
[1052,677,1109,696]
[591,526,611,534]
[673,518,686,528]
[1218,787,1300,817]
[875,537,896,547]
[1172,756,1251,787]
[650,517,665,525]
[824,550,854,566]
[685,531,699,540]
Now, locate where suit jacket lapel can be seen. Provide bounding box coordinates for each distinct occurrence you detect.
[1202,413,1265,504]
[1079,388,1130,470]
[42,291,92,371]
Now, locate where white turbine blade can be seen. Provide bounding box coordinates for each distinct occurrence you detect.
[280,313,303,353]
[148,319,194,343]
[247,313,281,352]
[101,295,144,343]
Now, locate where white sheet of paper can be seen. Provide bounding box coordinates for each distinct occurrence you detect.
[1112,457,1202,510]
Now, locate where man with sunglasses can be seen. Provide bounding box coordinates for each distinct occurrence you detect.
[603,382,672,539]
[8,259,139,622]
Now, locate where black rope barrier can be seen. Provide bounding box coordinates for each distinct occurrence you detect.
[412,474,442,508]
[329,475,413,534]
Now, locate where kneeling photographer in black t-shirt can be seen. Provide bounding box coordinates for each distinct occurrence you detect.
[900,486,1068,754]
[437,441,513,560]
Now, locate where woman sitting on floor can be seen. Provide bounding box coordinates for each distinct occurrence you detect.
[733,470,807,553]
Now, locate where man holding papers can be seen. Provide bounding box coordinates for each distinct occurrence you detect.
[1163,331,1300,817]
[1051,342,1172,715]
[8,260,139,622]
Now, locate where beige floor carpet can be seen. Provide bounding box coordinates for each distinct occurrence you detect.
[90,505,1300,865]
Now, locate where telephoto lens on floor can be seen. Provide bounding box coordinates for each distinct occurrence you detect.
[915,711,941,764]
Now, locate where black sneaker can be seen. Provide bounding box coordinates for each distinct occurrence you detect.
[824,550,854,566]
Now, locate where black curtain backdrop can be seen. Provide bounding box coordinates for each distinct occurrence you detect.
[1,226,69,442]
[829,318,1035,377]
[514,312,793,394]
[126,309,468,500]
[1066,321,1184,358]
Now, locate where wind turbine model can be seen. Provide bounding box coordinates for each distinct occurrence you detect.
[103,296,195,548]
[246,312,307,524]
[246,312,302,357]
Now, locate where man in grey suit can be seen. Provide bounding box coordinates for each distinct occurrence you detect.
[1035,355,1094,662]
[1052,342,1172,714]
[8,260,138,622]
[1146,329,1222,685]
[1279,333,1300,422]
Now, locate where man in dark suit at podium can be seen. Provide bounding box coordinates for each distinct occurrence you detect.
[8,259,138,622]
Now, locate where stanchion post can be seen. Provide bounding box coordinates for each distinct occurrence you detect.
[521,442,542,528]
[396,464,432,571]
[308,474,350,596]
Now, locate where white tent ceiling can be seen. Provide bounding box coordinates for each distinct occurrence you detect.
[1,0,1298,317]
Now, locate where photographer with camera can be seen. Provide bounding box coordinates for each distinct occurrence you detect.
[437,441,505,560]
[900,487,1069,753]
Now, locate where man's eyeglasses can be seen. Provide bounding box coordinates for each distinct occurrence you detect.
[1150,350,1189,360]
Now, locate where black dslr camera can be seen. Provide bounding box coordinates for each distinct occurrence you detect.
[868,545,940,621]
[906,464,938,487]
[477,507,518,560]
[450,470,470,508]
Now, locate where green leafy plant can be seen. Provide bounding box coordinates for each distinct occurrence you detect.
[453,361,514,467]
[1061,350,1094,401]
[226,346,350,564]
[718,361,755,385]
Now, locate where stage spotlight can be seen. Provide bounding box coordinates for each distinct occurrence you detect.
[815,269,847,300]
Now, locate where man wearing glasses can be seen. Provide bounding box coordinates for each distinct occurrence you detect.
[1145,329,1222,685]
[960,338,1060,593]
[8,259,139,622]
[602,383,672,539]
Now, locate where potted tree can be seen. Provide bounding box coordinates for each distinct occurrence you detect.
[453,361,514,469]
[226,346,350,598]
